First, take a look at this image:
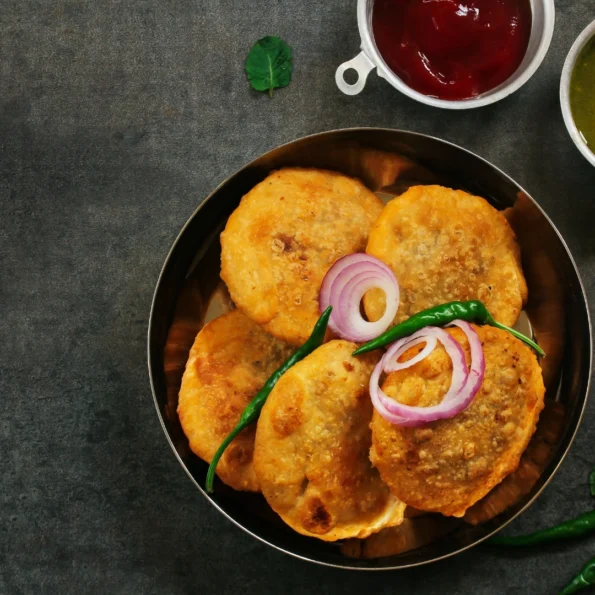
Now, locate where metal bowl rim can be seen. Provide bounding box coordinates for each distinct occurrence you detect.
[147,127,593,570]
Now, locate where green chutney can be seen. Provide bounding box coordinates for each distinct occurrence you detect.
[570,38,595,150]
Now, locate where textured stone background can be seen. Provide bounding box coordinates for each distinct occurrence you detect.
[1,0,594,593]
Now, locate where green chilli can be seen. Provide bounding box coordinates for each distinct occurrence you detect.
[205,306,332,493]
[353,300,544,357]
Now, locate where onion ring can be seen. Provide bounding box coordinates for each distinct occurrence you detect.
[319,254,399,342]
[370,322,485,427]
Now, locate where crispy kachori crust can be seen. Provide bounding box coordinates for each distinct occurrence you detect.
[364,185,528,327]
[254,340,406,541]
[177,310,293,492]
[370,326,545,517]
[220,168,384,346]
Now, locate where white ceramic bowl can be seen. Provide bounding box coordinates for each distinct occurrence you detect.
[336,0,555,110]
[560,20,595,167]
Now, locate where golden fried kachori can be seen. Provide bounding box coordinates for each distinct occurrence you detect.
[178,309,293,492]
[364,185,528,328]
[370,325,545,517]
[254,340,406,541]
[220,168,384,346]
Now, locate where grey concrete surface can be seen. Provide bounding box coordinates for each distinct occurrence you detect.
[1,0,594,593]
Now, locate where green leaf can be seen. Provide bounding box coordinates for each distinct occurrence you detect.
[589,468,595,497]
[245,36,292,98]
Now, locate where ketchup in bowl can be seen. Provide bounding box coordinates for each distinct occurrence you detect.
[372,0,532,101]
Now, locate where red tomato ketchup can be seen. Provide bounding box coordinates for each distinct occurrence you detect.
[372,0,532,100]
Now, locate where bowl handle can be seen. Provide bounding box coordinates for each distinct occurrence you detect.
[335,51,375,95]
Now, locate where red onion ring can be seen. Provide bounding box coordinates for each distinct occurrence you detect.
[383,335,438,373]
[319,254,399,342]
[448,319,486,402]
[370,322,485,427]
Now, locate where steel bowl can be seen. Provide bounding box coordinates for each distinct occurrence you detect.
[148,129,592,570]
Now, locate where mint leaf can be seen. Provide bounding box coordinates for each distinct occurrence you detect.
[245,36,292,98]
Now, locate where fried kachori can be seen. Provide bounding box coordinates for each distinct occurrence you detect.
[254,340,406,541]
[178,309,293,492]
[370,325,545,517]
[364,185,528,328]
[220,168,384,346]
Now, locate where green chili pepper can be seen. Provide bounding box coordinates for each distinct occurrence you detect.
[488,510,595,547]
[352,300,545,357]
[559,557,595,595]
[589,468,595,498]
[205,306,332,493]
